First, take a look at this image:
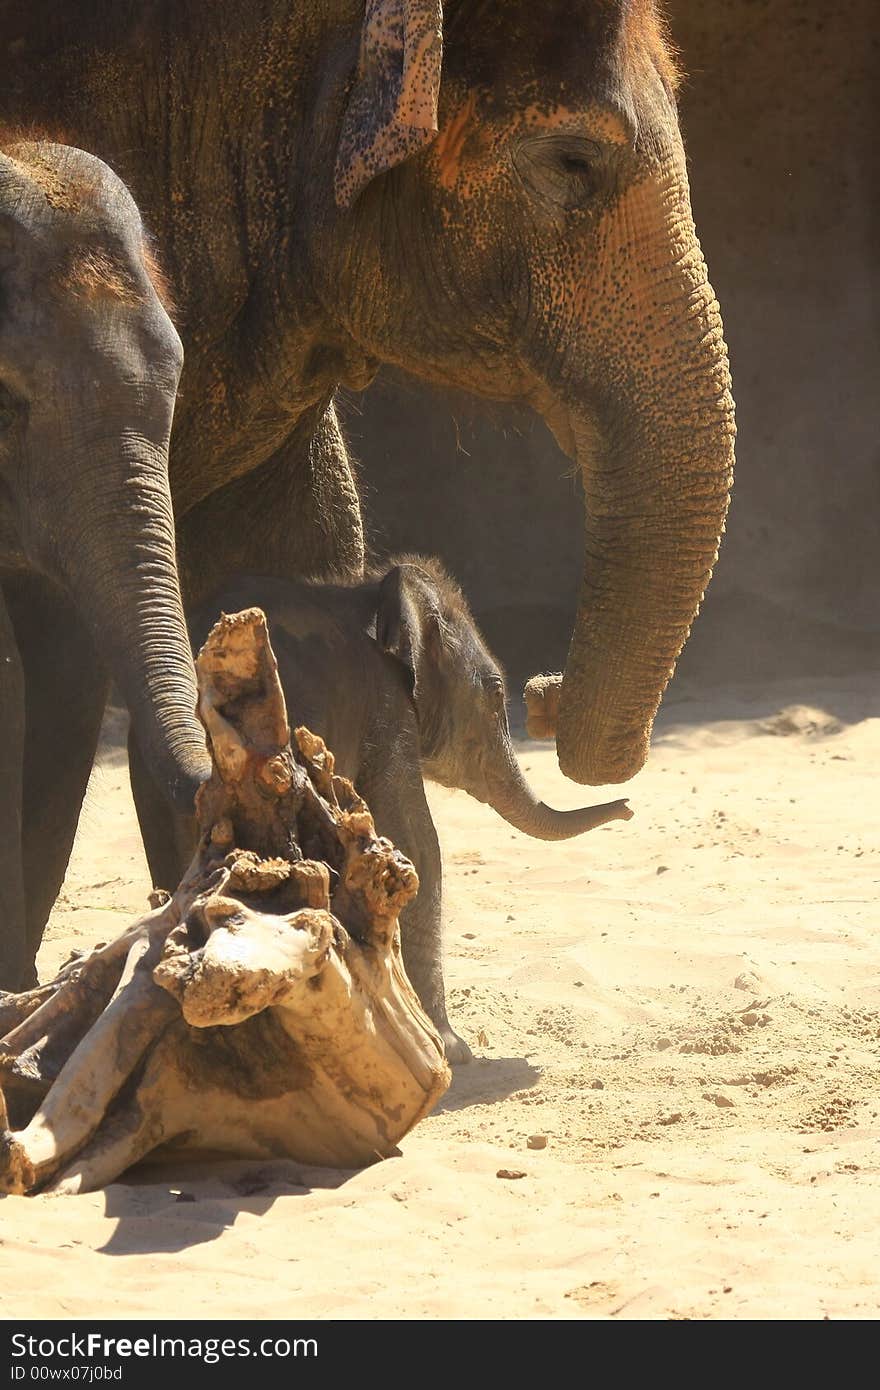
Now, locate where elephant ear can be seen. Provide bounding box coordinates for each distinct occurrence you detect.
[376,565,421,683]
[335,0,444,208]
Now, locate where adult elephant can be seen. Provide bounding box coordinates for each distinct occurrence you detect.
[1,1,734,875]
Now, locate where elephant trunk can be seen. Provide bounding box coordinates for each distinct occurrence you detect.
[558,386,734,787]
[43,432,210,813]
[543,144,735,788]
[473,727,632,841]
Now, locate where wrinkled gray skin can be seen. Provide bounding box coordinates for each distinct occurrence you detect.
[0,144,208,989]
[131,558,630,1063]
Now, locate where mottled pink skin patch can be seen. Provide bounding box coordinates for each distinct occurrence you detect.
[335,0,443,208]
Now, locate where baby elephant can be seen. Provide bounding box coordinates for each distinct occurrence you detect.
[131,557,632,1062]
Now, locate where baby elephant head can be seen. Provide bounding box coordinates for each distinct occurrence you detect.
[375,556,631,841]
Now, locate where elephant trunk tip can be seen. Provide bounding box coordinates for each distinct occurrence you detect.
[168,763,212,815]
[557,738,650,788]
[557,686,654,786]
[527,796,634,840]
[523,672,650,785]
[127,719,211,815]
[487,786,635,841]
[523,671,562,741]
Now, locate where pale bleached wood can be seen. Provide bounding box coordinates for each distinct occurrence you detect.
[0,608,450,1194]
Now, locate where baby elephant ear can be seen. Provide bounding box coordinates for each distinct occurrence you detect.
[335,0,443,208]
[376,565,421,684]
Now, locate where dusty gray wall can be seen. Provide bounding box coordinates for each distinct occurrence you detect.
[344,0,880,691]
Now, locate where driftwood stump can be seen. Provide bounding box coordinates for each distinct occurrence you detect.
[0,609,450,1195]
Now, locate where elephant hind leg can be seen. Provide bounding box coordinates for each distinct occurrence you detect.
[361,749,473,1066]
[5,575,109,977]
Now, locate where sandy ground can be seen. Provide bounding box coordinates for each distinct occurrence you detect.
[2,673,879,1321]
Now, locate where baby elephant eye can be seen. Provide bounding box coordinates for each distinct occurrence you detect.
[483,677,506,712]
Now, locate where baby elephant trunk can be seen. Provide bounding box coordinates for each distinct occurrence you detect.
[477,730,633,841]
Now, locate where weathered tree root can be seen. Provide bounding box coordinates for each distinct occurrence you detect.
[0,609,450,1195]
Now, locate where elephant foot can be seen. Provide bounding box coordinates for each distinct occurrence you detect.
[417,981,473,1064]
[439,1023,473,1066]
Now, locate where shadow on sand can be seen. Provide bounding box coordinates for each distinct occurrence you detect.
[95,1054,539,1256]
[435,1053,541,1113]
[97,1156,360,1256]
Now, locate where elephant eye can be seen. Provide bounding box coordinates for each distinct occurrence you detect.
[513,135,604,211]
[560,151,593,176]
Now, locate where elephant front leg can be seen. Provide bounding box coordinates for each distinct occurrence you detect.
[367,764,472,1065]
[0,584,27,991]
[5,576,109,977]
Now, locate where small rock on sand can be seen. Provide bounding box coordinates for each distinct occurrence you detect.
[735,971,760,991]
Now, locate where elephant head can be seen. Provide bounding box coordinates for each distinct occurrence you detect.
[374,556,631,839]
[0,143,210,808]
[329,0,735,787]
